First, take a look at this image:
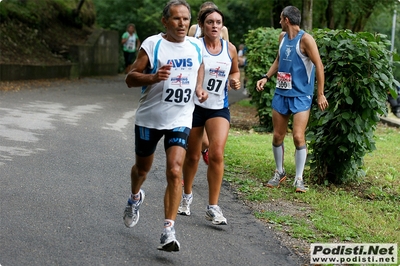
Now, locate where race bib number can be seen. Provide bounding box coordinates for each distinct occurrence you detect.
[204,62,228,95]
[127,37,135,50]
[276,72,292,90]
[162,71,194,105]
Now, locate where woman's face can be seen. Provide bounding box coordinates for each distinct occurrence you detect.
[202,12,223,39]
[128,25,135,34]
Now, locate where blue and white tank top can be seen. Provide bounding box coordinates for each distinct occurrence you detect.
[195,38,231,109]
[135,34,203,129]
[276,30,315,97]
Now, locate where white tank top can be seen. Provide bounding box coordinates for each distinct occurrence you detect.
[194,24,201,38]
[135,34,203,129]
[195,38,232,109]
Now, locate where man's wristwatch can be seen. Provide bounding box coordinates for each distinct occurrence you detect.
[261,74,269,80]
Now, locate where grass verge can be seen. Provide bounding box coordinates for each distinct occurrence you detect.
[224,100,400,265]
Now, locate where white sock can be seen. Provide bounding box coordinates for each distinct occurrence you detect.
[163,219,174,231]
[130,191,141,203]
[295,145,307,181]
[272,143,284,173]
[183,193,192,199]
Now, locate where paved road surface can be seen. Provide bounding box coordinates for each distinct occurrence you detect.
[0,75,302,266]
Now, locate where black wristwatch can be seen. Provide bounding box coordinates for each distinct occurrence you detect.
[261,74,269,80]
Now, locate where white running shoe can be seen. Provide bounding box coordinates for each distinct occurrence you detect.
[177,195,193,216]
[157,227,180,252]
[205,205,227,225]
[123,189,145,228]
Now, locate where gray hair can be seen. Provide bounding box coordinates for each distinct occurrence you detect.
[282,6,301,26]
[162,0,191,20]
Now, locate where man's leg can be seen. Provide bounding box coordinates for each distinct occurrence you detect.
[157,145,185,252]
[292,110,310,192]
[164,145,186,220]
[131,155,154,194]
[123,154,154,228]
[272,110,289,171]
[266,110,290,188]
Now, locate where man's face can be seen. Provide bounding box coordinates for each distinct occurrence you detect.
[163,5,191,42]
[279,13,288,31]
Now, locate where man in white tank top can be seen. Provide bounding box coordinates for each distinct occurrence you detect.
[123,0,208,253]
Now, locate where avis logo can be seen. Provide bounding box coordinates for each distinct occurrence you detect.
[209,66,226,78]
[171,73,190,86]
[167,58,193,67]
[169,137,186,145]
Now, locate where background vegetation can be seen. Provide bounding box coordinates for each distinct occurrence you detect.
[91,0,400,79]
[1,0,399,77]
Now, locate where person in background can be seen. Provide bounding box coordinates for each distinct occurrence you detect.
[178,7,241,225]
[256,6,328,193]
[237,43,248,95]
[188,1,229,40]
[121,23,141,74]
[188,1,229,165]
[123,0,207,252]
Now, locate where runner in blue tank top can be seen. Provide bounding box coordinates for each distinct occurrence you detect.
[256,6,329,193]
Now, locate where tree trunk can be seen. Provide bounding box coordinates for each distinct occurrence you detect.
[325,0,335,29]
[73,0,86,17]
[301,0,313,31]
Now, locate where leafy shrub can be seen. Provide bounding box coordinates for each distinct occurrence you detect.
[308,29,398,184]
[244,27,281,132]
[245,27,399,184]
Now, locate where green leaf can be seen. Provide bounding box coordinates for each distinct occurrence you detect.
[342,112,351,119]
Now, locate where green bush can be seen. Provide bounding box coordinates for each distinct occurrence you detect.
[245,27,399,184]
[308,29,398,184]
[244,27,281,132]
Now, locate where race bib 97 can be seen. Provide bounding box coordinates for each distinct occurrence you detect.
[204,62,228,95]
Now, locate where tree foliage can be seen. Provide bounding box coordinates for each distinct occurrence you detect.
[93,0,166,39]
[92,0,399,79]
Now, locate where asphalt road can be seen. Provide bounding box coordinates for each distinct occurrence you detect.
[0,75,301,266]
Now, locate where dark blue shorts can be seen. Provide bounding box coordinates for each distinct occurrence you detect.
[192,105,230,127]
[135,125,191,157]
[272,94,312,115]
